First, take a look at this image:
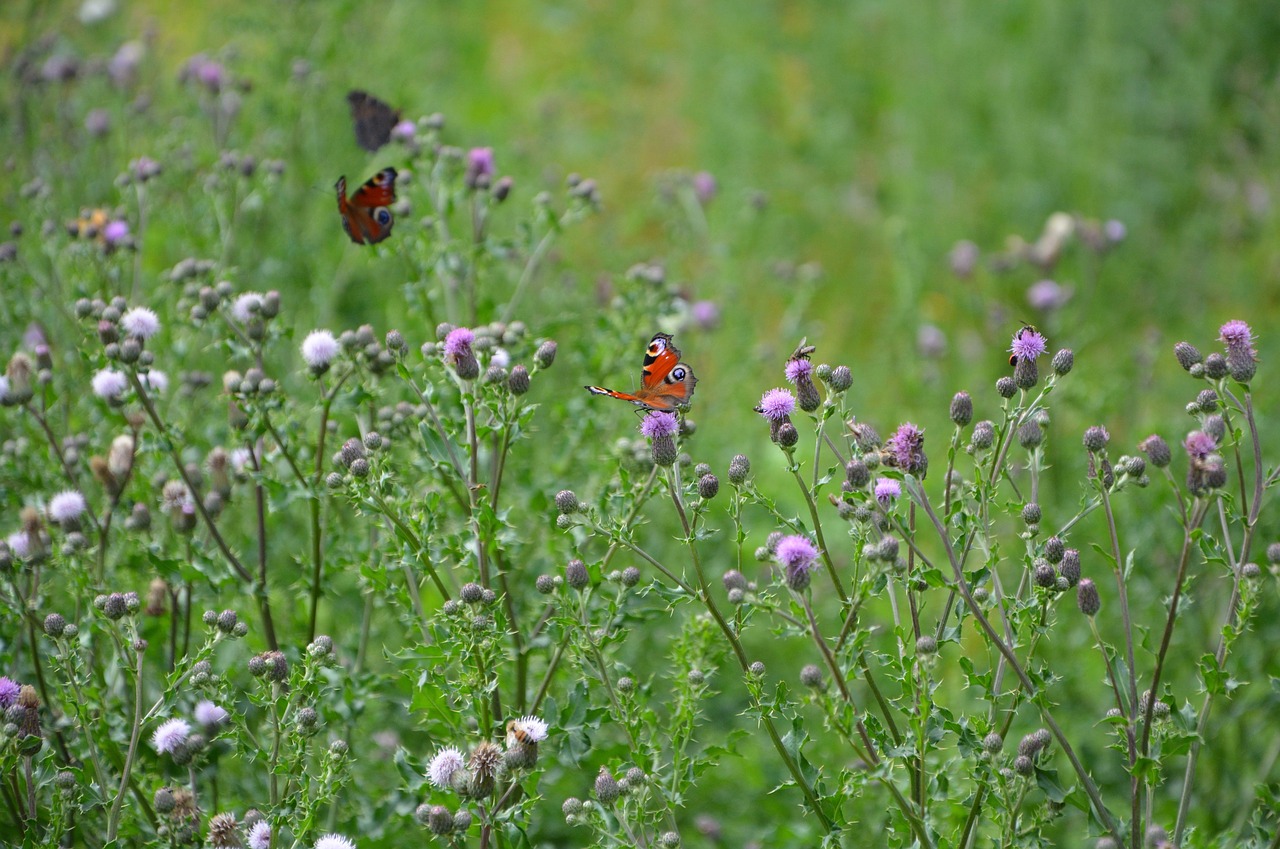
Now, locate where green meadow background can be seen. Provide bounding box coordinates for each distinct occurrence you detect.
[4,0,1280,844]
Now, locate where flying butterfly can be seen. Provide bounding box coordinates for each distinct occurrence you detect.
[335,167,397,245]
[347,90,401,153]
[584,333,698,411]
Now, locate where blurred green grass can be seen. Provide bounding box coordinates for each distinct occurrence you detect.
[5,0,1280,841]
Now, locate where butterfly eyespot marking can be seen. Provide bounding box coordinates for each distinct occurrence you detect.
[336,168,398,245]
[671,367,686,381]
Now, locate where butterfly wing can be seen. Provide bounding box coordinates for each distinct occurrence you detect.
[347,90,400,153]
[584,333,697,411]
[336,168,398,245]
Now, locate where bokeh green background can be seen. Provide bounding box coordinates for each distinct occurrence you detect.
[5,0,1280,844]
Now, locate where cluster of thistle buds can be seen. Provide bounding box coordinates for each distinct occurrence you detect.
[1,680,44,755]
[73,295,163,369]
[329,432,385,485]
[201,607,250,639]
[419,319,553,394]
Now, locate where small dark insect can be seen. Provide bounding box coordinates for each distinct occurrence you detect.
[347,90,400,153]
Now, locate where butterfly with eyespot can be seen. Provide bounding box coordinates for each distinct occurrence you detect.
[584,333,697,411]
[347,90,400,153]
[335,168,397,245]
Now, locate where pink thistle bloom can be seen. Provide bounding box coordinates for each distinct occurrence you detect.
[301,330,340,369]
[391,120,416,142]
[1183,430,1217,460]
[427,746,465,788]
[91,368,128,400]
[47,490,87,524]
[690,300,720,330]
[194,700,229,729]
[5,531,31,560]
[120,307,160,339]
[247,821,272,849]
[874,478,901,507]
[467,147,494,180]
[1009,328,1049,363]
[0,677,19,708]
[692,171,717,205]
[102,220,130,246]
[886,423,927,475]
[151,718,191,754]
[1026,279,1070,312]
[774,534,819,589]
[756,388,795,421]
[230,292,264,323]
[785,358,813,384]
[639,411,679,439]
[1218,320,1256,359]
[139,370,168,393]
[314,835,356,849]
[443,327,474,360]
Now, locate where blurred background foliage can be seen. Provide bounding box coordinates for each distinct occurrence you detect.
[3,0,1280,844]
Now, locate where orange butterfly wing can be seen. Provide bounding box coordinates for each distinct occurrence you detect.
[347,90,400,153]
[585,333,697,411]
[336,168,397,245]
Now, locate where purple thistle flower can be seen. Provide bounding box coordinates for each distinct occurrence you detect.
[874,478,901,507]
[0,677,19,709]
[1183,430,1217,460]
[314,836,356,849]
[692,171,717,205]
[785,358,813,384]
[301,330,340,370]
[247,821,272,849]
[194,700,229,729]
[151,717,192,754]
[756,388,796,421]
[639,411,679,439]
[886,423,928,476]
[1009,328,1048,363]
[690,300,720,330]
[775,534,820,591]
[1026,279,1071,312]
[427,746,465,788]
[102,220,130,247]
[92,368,128,401]
[391,120,417,142]
[1219,320,1255,358]
[443,327,474,359]
[466,147,495,188]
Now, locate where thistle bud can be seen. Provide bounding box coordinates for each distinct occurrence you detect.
[1077,578,1100,616]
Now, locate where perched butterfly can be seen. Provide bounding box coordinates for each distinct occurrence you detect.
[347,90,400,153]
[584,333,698,411]
[1008,323,1039,366]
[335,168,397,245]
